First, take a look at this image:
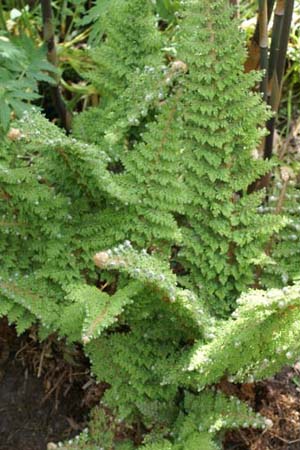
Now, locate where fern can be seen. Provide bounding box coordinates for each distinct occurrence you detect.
[93,244,211,332]
[65,281,142,344]
[166,0,283,314]
[0,1,298,449]
[155,0,181,25]
[75,0,285,314]
[175,283,300,388]
[171,390,266,449]
[73,0,165,159]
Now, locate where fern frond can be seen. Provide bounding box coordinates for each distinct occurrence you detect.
[176,283,300,388]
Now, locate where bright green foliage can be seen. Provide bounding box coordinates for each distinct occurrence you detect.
[82,249,300,447]
[84,0,162,99]
[0,109,120,337]
[0,35,55,132]
[77,0,111,45]
[170,390,266,450]
[81,10,191,249]
[65,281,141,343]
[61,278,299,449]
[142,391,267,449]
[0,274,60,333]
[83,57,190,250]
[84,77,189,250]
[73,0,165,159]
[1,0,299,449]
[77,0,284,314]
[86,247,206,429]
[155,0,181,25]
[174,283,300,388]
[13,110,122,202]
[170,0,282,314]
[93,244,211,332]
[115,85,188,249]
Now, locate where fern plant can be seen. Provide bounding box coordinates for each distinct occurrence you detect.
[43,246,300,449]
[72,0,165,161]
[81,0,284,314]
[0,1,298,449]
[166,0,283,314]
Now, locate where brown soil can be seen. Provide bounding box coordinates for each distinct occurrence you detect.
[224,367,300,450]
[2,318,300,450]
[0,318,105,450]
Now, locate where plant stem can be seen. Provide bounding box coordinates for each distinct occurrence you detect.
[264,0,294,159]
[244,0,275,72]
[268,0,285,83]
[259,0,269,102]
[40,0,72,132]
[276,0,294,91]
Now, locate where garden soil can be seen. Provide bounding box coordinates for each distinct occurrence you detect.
[0,318,104,450]
[1,317,300,450]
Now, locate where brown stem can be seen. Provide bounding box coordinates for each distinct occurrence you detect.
[40,0,72,132]
[276,0,294,91]
[245,0,275,72]
[259,0,269,102]
[263,0,294,159]
[268,0,285,84]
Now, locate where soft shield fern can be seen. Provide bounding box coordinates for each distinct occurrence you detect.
[52,246,299,450]
[81,0,284,314]
[72,0,165,160]
[169,283,300,389]
[170,0,282,314]
[0,0,298,449]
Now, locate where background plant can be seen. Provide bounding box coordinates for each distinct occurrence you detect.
[0,33,55,132]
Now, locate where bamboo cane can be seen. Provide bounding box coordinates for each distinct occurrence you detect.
[268,0,285,83]
[40,0,72,132]
[264,0,295,159]
[245,0,276,72]
[259,0,269,102]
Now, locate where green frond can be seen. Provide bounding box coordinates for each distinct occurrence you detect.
[177,283,300,388]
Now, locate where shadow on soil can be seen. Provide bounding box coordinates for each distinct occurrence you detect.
[0,318,103,450]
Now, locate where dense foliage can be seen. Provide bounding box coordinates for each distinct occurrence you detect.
[0,1,300,449]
